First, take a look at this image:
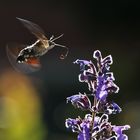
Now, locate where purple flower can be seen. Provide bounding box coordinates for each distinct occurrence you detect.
[66,114,130,140]
[65,50,130,140]
[91,114,130,140]
[96,101,122,114]
[93,50,113,74]
[65,118,81,132]
[79,71,97,92]
[112,125,130,140]
[96,73,119,101]
[67,93,91,110]
[74,50,119,99]
[78,122,90,140]
[66,114,92,140]
[74,58,98,92]
[92,114,113,139]
[73,59,94,72]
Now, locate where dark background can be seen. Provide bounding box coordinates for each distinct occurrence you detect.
[0,0,140,140]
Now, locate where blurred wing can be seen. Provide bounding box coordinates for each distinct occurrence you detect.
[6,42,25,56]
[17,17,48,43]
[6,43,41,73]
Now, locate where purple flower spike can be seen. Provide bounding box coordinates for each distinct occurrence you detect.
[67,93,91,110]
[65,50,130,140]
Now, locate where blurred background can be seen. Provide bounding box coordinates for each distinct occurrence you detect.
[0,0,140,140]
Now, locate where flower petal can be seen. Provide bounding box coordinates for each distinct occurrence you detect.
[65,118,81,132]
[97,102,122,114]
[67,93,91,110]
[78,124,90,140]
[73,59,92,71]
[113,125,130,140]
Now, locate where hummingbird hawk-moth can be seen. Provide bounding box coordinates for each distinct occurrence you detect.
[6,18,69,73]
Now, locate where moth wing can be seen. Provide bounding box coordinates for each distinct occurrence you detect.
[17,17,49,48]
[6,43,41,73]
[17,18,47,39]
[6,42,26,56]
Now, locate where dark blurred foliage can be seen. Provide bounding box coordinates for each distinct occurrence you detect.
[0,0,140,140]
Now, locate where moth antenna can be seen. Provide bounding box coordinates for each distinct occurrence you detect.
[51,34,64,42]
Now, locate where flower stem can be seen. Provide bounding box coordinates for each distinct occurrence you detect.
[91,95,97,134]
